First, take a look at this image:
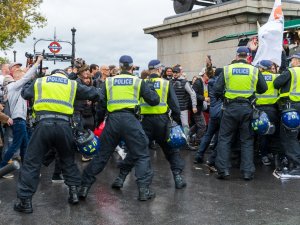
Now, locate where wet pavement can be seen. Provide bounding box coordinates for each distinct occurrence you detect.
[1,149,300,225]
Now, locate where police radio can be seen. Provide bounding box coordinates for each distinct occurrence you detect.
[134,105,141,120]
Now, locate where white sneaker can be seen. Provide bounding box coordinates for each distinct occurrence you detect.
[51,174,64,183]
[81,155,92,162]
[115,146,127,160]
[2,173,14,179]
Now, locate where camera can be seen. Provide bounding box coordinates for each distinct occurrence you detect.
[25,52,34,59]
[133,66,140,71]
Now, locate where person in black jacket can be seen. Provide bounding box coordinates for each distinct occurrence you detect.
[74,64,96,162]
[74,65,95,130]
[171,66,197,150]
[194,68,223,166]
[189,74,206,148]
[93,65,110,126]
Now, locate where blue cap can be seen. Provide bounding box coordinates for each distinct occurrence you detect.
[288,53,300,60]
[148,59,161,69]
[257,60,273,69]
[236,46,250,55]
[119,55,133,66]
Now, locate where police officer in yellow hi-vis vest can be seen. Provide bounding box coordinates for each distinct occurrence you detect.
[80,55,159,201]
[255,60,282,167]
[110,59,186,190]
[14,68,101,214]
[214,47,267,181]
[274,52,300,176]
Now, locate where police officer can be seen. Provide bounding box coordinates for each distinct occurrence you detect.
[274,52,300,175]
[79,55,159,201]
[14,69,101,213]
[214,47,267,180]
[255,60,281,167]
[111,59,186,190]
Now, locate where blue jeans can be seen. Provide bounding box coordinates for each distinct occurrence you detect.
[0,119,28,168]
[2,126,13,159]
[196,117,220,158]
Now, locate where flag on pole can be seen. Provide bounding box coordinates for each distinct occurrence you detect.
[252,0,284,66]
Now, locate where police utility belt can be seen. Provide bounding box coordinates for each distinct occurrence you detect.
[224,97,251,105]
[35,114,71,122]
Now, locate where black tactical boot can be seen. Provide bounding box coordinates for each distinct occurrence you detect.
[14,198,33,214]
[216,170,230,180]
[78,186,90,200]
[138,187,156,201]
[173,172,187,189]
[111,170,129,189]
[193,155,204,164]
[68,186,79,204]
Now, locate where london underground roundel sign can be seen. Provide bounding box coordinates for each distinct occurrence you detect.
[48,41,62,54]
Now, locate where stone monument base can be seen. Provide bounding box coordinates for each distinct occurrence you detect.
[144,0,300,78]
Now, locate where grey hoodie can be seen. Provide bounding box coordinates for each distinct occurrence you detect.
[7,65,37,120]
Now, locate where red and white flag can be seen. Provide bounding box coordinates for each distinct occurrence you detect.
[252,0,284,66]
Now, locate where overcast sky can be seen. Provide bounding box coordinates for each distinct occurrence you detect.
[1,0,181,71]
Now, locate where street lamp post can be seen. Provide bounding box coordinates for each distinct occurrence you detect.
[71,28,76,68]
[13,50,17,62]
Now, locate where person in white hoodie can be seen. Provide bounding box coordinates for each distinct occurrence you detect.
[0,56,42,171]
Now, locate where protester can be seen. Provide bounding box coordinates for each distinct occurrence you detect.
[0,57,43,176]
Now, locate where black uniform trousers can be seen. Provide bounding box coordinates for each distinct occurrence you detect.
[280,102,300,166]
[216,102,255,173]
[256,105,281,157]
[43,147,62,175]
[119,114,185,174]
[81,112,153,188]
[17,119,81,198]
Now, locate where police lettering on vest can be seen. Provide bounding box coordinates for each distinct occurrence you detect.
[46,76,68,85]
[232,68,250,75]
[140,78,169,115]
[224,63,258,99]
[114,78,133,86]
[256,72,278,105]
[153,81,160,89]
[263,75,273,82]
[106,74,142,112]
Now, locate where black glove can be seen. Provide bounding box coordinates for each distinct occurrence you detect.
[145,80,155,90]
[172,114,181,126]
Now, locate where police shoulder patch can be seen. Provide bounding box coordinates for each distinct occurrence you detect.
[232,68,250,75]
[114,78,133,86]
[46,76,68,84]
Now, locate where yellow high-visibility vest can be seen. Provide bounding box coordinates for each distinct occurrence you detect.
[224,63,258,99]
[33,73,77,115]
[280,67,300,102]
[140,77,169,114]
[106,74,142,112]
[256,72,279,105]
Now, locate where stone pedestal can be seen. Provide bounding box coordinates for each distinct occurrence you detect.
[144,0,300,79]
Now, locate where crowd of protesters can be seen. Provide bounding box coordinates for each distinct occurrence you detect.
[0,34,300,184]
